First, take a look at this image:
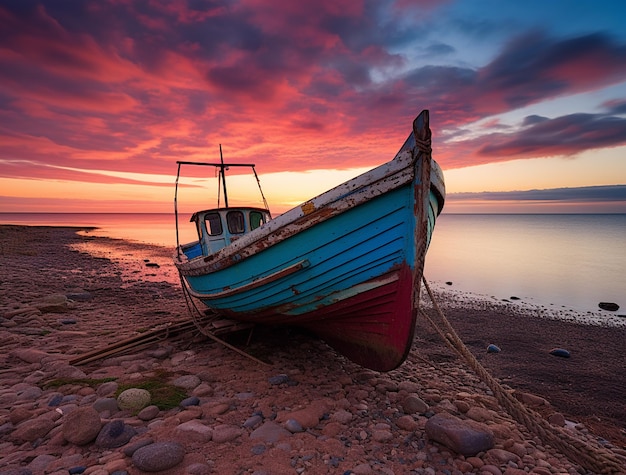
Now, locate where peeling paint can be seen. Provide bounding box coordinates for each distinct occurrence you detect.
[174,110,445,371]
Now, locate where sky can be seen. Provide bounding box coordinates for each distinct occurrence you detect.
[1,0,625,215]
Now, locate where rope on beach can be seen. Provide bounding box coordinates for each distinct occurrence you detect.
[419,276,625,475]
[68,276,267,366]
[179,273,271,367]
[68,319,206,366]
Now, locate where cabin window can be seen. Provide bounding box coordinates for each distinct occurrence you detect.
[250,211,266,230]
[205,213,223,236]
[227,211,245,234]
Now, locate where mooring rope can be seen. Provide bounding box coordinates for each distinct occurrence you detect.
[419,276,625,474]
[179,272,271,366]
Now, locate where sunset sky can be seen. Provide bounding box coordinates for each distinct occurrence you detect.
[1,0,625,215]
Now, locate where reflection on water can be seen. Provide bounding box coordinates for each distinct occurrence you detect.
[424,214,625,314]
[69,237,183,287]
[0,213,196,247]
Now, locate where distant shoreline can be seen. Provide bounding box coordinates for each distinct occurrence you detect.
[3,211,626,216]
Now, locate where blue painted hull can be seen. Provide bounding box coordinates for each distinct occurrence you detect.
[176,111,445,370]
[186,186,437,316]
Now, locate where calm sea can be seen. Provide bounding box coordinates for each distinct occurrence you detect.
[1,212,624,318]
[423,214,625,316]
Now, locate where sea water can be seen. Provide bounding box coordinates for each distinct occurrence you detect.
[1,212,624,318]
[423,213,625,315]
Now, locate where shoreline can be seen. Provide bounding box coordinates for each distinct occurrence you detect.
[1,225,625,474]
[2,212,624,318]
[426,283,626,329]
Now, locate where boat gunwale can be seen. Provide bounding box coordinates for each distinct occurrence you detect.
[176,149,417,275]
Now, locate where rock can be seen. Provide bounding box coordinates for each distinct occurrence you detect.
[396,415,419,431]
[250,444,266,455]
[243,414,263,429]
[68,466,87,474]
[132,441,185,472]
[486,344,501,353]
[28,454,57,473]
[122,438,154,456]
[599,302,619,311]
[0,392,18,407]
[397,381,421,392]
[277,400,329,428]
[10,407,34,425]
[171,374,201,389]
[330,409,353,423]
[56,365,87,380]
[425,412,494,456]
[93,397,119,413]
[186,463,212,475]
[180,396,200,407]
[23,370,46,385]
[174,420,213,443]
[62,406,102,445]
[0,469,33,475]
[16,385,43,401]
[284,419,304,433]
[372,429,393,442]
[322,421,342,437]
[549,348,570,358]
[250,421,292,443]
[117,388,151,411]
[12,416,56,442]
[513,391,549,407]
[33,294,73,313]
[95,420,137,448]
[236,391,254,400]
[137,405,160,421]
[65,291,93,301]
[530,468,553,475]
[47,393,64,407]
[454,399,471,413]
[401,395,428,414]
[547,412,566,426]
[97,381,119,397]
[466,406,498,423]
[10,348,51,364]
[211,424,243,442]
[481,465,503,475]
[268,374,289,385]
[484,447,521,465]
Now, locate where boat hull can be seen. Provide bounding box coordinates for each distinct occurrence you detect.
[176,111,444,371]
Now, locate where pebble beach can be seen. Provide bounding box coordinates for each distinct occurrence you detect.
[1,225,625,475]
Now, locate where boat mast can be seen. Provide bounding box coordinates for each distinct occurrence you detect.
[219,144,229,208]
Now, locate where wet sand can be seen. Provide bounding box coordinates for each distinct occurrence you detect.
[1,225,624,474]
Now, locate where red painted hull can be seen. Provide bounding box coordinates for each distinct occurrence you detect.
[300,264,416,372]
[217,265,416,372]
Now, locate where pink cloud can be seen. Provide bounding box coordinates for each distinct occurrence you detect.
[0,2,625,187]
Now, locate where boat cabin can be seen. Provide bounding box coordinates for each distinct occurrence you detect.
[184,207,271,258]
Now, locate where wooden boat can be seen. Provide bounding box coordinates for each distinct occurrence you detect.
[174,110,445,371]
